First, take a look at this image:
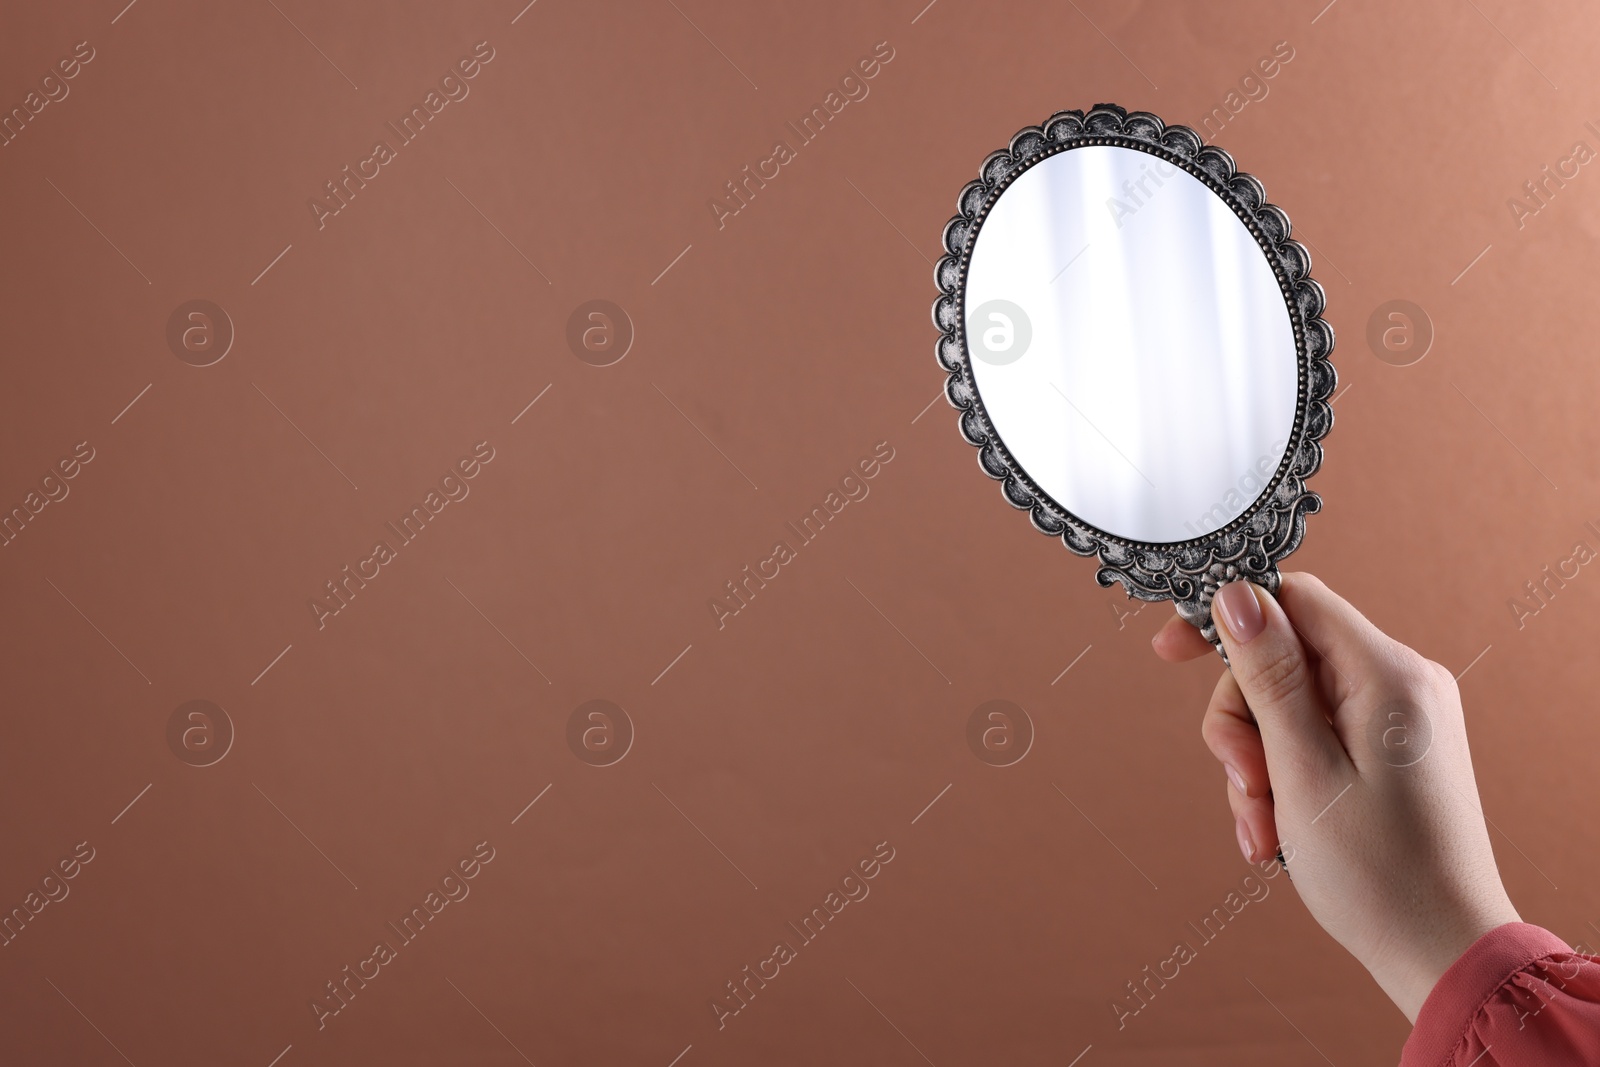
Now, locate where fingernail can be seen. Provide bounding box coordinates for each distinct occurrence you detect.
[1214,581,1265,644]
[1236,818,1254,862]
[1225,762,1247,795]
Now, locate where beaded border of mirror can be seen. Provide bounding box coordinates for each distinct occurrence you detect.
[931,103,1336,652]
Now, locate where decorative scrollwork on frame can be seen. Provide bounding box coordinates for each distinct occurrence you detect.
[932,103,1336,651]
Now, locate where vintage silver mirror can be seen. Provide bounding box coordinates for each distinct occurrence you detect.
[932,104,1335,654]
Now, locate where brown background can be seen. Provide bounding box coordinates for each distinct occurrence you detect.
[3,1,1599,1064]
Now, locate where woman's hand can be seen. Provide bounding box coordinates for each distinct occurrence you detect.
[1152,572,1521,1023]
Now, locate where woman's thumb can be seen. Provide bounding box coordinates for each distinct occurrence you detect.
[1212,580,1348,787]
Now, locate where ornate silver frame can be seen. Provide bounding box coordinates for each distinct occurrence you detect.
[931,103,1336,651]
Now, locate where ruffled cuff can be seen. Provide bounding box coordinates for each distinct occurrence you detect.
[1401,922,1600,1067]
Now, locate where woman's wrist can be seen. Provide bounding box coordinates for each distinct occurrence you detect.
[1372,899,1522,1023]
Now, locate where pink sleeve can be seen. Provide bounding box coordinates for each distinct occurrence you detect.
[1400,922,1600,1067]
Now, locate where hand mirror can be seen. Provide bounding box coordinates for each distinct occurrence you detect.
[931,104,1335,655]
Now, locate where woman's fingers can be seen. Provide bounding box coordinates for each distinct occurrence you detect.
[1151,612,1215,661]
[1275,572,1402,707]
[1145,590,1312,865]
[1213,580,1352,792]
[1202,669,1270,798]
[1226,778,1279,863]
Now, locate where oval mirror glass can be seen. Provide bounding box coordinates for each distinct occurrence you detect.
[963,143,1299,545]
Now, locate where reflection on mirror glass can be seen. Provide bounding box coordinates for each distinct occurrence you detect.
[965,144,1298,544]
